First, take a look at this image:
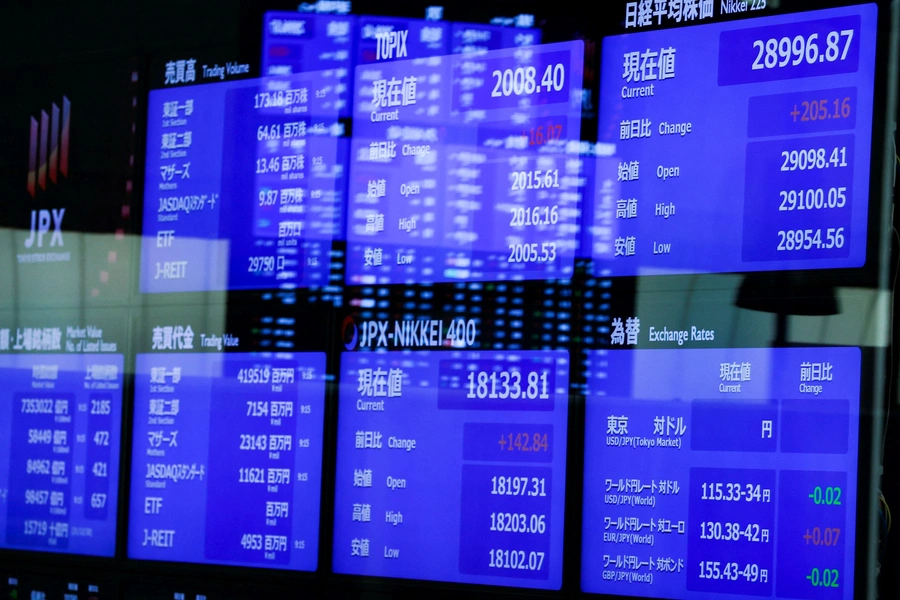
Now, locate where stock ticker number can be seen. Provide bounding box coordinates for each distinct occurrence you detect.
[752,29,854,70]
[466,370,551,400]
[492,64,566,98]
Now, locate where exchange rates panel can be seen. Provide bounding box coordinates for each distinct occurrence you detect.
[592,4,877,275]
[128,352,326,570]
[333,350,569,590]
[581,347,860,599]
[0,354,124,556]
[141,72,341,293]
[346,41,584,285]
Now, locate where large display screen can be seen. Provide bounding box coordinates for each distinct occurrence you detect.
[582,347,861,599]
[140,71,341,293]
[333,349,570,589]
[127,352,326,570]
[0,353,124,556]
[345,40,584,285]
[591,4,877,275]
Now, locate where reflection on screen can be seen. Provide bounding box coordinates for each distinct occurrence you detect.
[582,347,860,599]
[333,349,569,589]
[0,354,124,557]
[141,72,342,293]
[127,352,326,570]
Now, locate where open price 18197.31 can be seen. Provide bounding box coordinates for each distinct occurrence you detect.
[491,475,547,497]
[752,29,854,71]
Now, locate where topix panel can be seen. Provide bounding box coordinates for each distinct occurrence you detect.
[0,354,124,556]
[581,347,861,599]
[345,41,584,285]
[141,72,342,293]
[128,352,326,571]
[591,4,877,275]
[333,350,570,589]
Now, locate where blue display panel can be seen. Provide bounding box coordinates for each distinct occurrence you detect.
[140,72,341,293]
[581,347,860,599]
[127,352,326,571]
[592,4,877,275]
[0,354,124,556]
[345,40,584,285]
[333,350,570,589]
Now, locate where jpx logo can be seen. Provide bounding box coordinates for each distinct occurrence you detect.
[27,96,70,198]
[25,96,70,249]
[375,30,408,61]
[25,208,66,249]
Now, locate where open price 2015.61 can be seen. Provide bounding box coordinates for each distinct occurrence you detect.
[781,146,848,171]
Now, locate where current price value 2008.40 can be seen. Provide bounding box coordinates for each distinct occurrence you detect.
[491,64,565,98]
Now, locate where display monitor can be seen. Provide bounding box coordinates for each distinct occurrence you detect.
[127,352,326,570]
[591,3,878,275]
[581,347,861,599]
[333,348,570,589]
[0,353,124,556]
[140,71,341,293]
